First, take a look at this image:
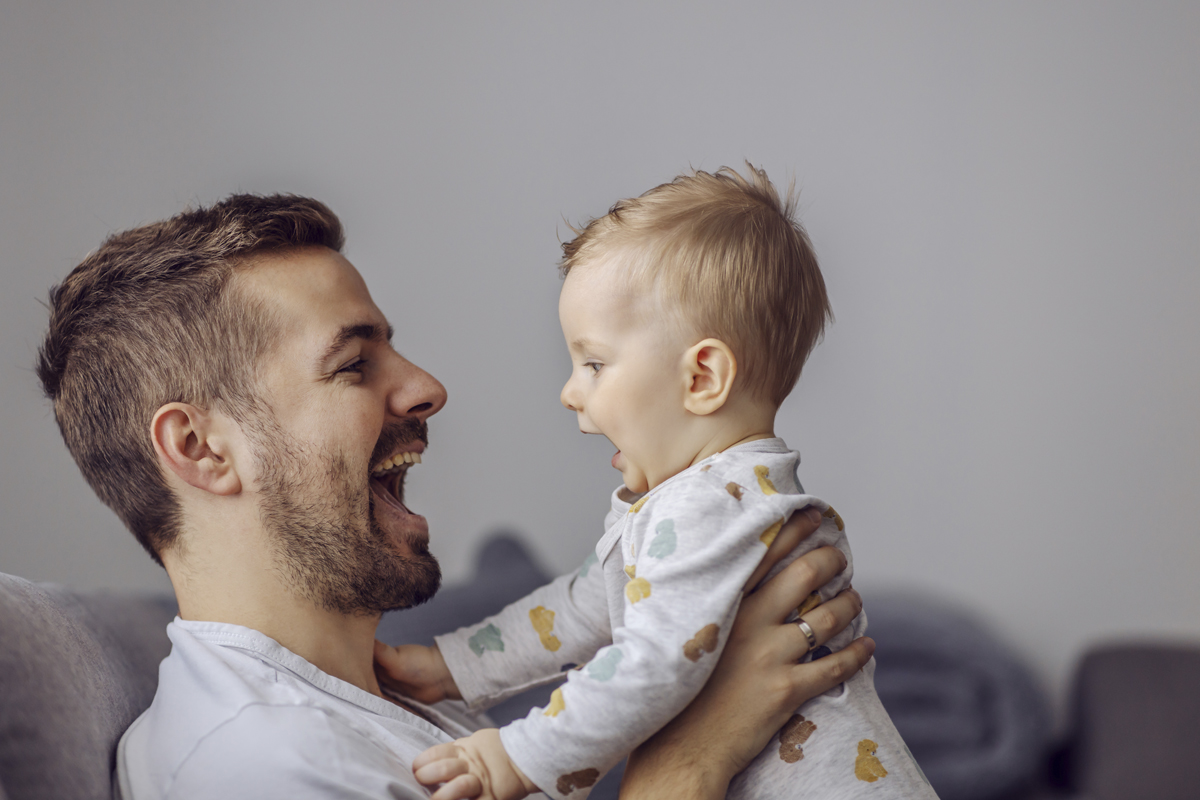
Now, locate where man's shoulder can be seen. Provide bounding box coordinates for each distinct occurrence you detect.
[152,704,424,799]
[117,621,436,800]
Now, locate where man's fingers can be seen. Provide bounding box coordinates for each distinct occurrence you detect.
[788,636,876,702]
[743,506,823,593]
[741,545,848,625]
[430,773,483,800]
[791,588,862,659]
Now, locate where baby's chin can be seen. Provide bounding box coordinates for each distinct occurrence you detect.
[620,470,651,495]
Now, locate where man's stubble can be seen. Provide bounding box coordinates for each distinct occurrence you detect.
[247,415,441,616]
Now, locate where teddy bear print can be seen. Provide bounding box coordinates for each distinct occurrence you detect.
[754,465,778,495]
[467,623,504,656]
[823,505,845,531]
[587,647,622,681]
[682,623,720,662]
[778,714,817,763]
[529,606,561,652]
[796,591,822,618]
[647,519,676,558]
[625,577,651,604]
[759,518,784,547]
[543,687,566,717]
[855,739,888,782]
[556,768,599,795]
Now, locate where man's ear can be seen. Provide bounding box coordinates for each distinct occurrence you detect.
[151,403,242,496]
[683,338,737,416]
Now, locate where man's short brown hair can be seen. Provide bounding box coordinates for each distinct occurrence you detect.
[560,164,832,407]
[36,194,344,564]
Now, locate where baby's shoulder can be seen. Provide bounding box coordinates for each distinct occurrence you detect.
[697,447,804,498]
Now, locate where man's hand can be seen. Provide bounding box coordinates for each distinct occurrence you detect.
[413,728,540,800]
[373,641,462,704]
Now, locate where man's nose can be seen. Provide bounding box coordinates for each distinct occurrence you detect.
[387,357,448,421]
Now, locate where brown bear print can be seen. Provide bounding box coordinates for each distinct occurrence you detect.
[682,623,720,662]
[778,714,817,763]
[823,506,845,531]
[556,768,600,795]
[726,482,743,500]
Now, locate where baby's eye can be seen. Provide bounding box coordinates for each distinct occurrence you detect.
[585,361,603,375]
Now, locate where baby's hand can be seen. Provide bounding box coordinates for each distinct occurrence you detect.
[413,728,539,800]
[373,641,461,704]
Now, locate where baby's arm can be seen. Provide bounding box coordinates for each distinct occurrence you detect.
[413,729,539,800]
[379,552,611,711]
[498,475,829,799]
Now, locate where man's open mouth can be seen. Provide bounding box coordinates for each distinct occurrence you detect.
[369,449,423,515]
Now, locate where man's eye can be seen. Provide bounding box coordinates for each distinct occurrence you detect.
[338,359,367,375]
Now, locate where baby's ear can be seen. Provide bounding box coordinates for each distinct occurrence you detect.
[683,339,737,416]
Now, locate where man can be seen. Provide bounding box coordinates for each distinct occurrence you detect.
[36,194,869,799]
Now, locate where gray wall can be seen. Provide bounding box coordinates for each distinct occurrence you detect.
[3,1,1197,720]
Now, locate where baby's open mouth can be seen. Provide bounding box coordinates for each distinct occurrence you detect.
[370,450,423,514]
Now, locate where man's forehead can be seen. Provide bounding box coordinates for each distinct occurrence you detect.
[239,246,389,348]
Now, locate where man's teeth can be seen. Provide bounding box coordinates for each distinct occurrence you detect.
[370,451,423,475]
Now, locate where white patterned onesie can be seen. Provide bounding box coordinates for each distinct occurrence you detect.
[435,438,935,799]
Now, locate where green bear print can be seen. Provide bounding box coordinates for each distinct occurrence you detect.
[648,519,677,558]
[587,647,623,681]
[579,551,598,578]
[468,623,504,656]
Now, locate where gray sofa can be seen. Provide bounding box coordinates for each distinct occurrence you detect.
[3,534,1193,800]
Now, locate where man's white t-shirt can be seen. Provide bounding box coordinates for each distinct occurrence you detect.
[117,619,493,800]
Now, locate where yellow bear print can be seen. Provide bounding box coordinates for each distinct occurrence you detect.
[754,465,778,495]
[796,591,822,617]
[760,518,784,547]
[543,687,566,717]
[529,606,561,652]
[855,739,888,782]
[625,577,651,604]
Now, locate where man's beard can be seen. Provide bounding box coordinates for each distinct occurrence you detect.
[247,416,441,616]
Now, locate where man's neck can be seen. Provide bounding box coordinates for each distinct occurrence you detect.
[165,540,386,698]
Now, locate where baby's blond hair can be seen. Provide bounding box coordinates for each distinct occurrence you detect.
[560,164,832,407]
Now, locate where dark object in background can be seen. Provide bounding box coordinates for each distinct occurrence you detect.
[1050,643,1200,800]
[865,593,1052,800]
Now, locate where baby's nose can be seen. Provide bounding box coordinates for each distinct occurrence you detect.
[560,381,581,412]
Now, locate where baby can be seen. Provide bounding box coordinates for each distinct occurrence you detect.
[378,166,933,800]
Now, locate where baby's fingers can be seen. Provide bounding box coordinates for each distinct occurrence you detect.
[430,773,484,800]
[412,743,462,774]
[414,757,467,786]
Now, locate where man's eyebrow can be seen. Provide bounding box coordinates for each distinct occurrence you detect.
[318,322,394,367]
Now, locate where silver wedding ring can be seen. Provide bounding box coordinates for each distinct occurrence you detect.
[797,618,818,651]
